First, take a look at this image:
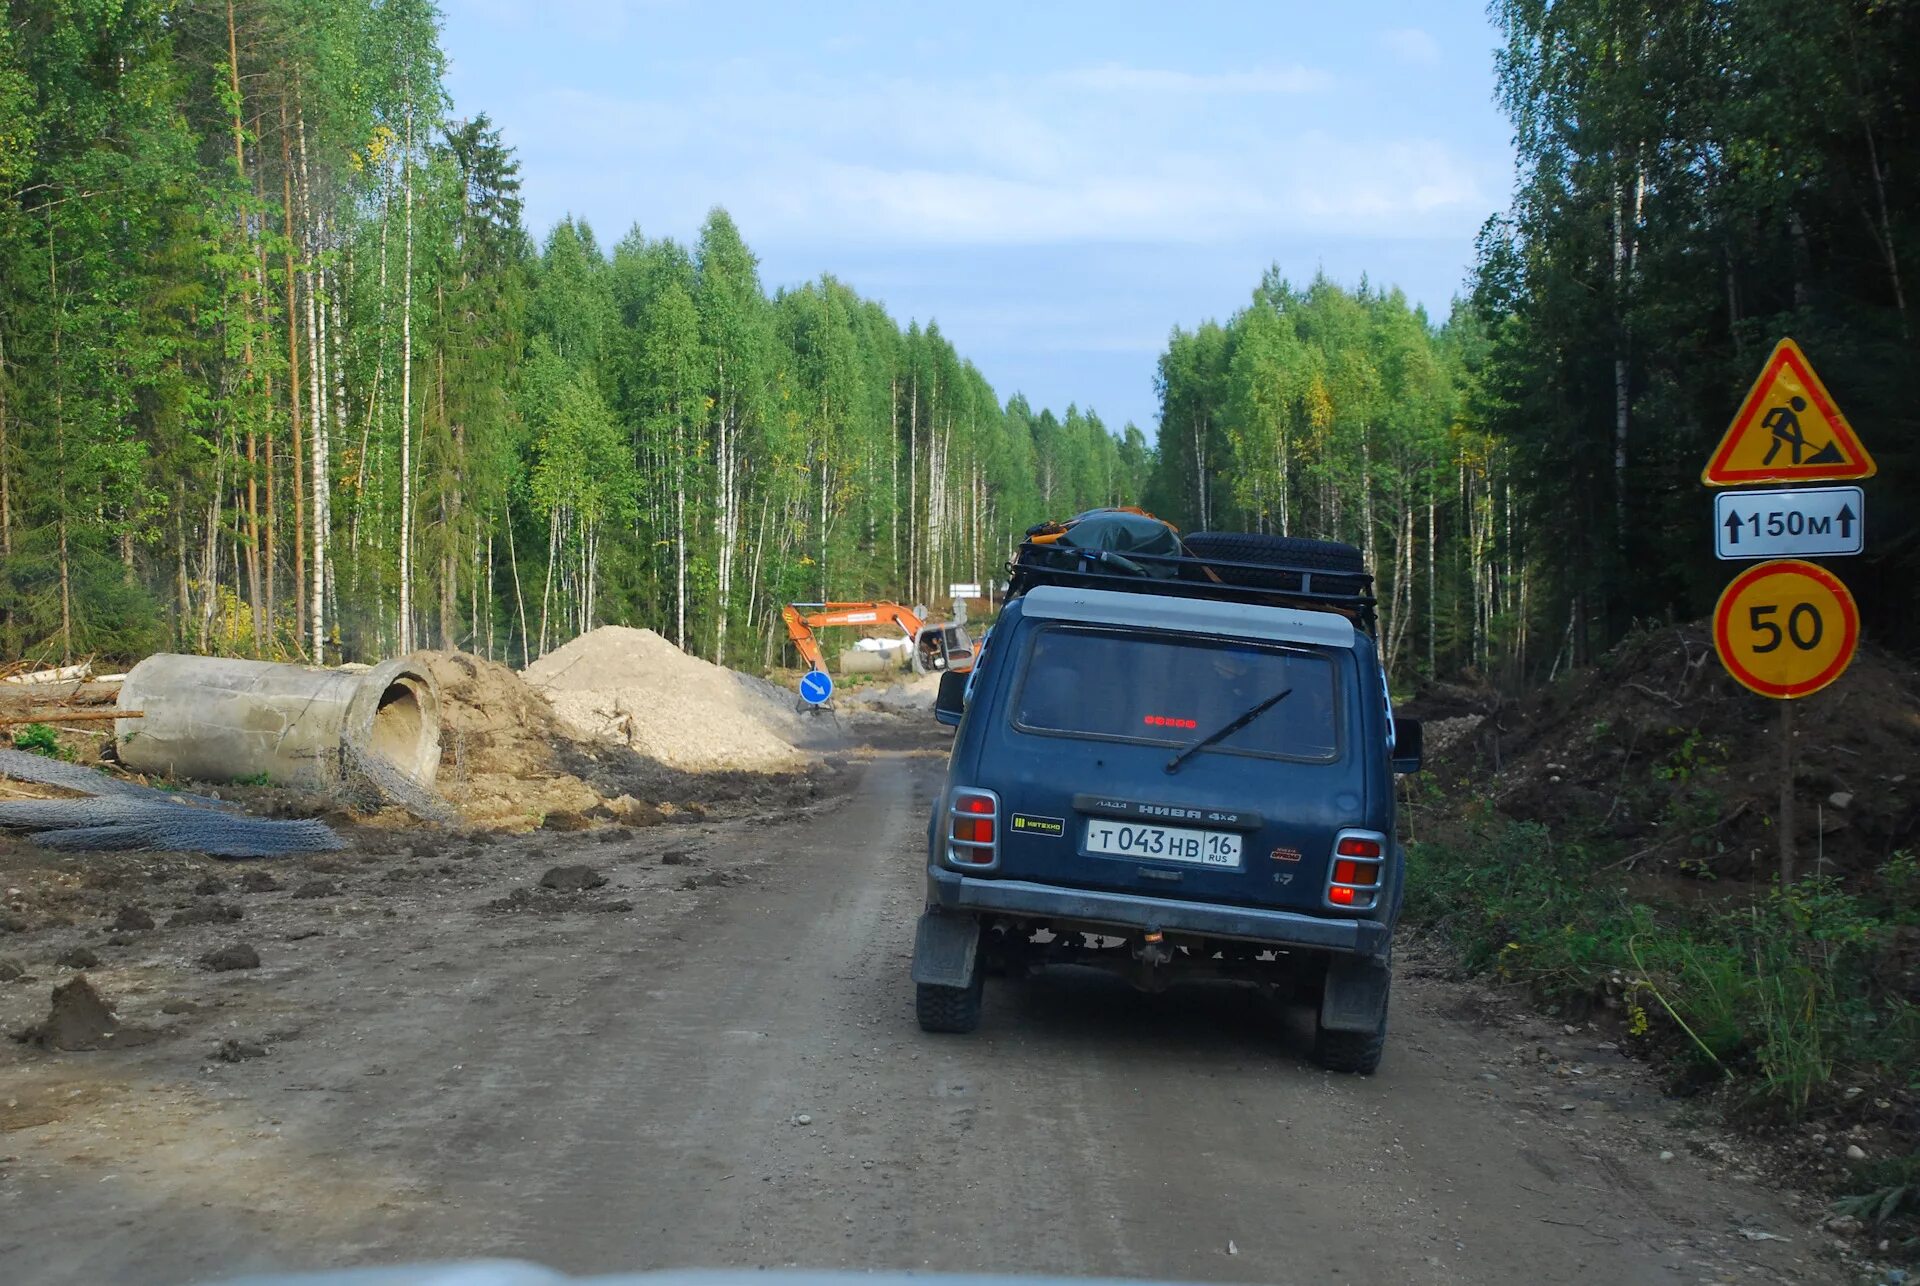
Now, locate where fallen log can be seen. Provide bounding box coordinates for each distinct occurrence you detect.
[3,663,92,685]
[0,710,143,727]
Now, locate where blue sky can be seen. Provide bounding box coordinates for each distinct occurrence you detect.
[439,1,1514,437]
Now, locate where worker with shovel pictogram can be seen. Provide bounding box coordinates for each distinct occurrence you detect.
[1701,337,1875,485]
[1761,395,1843,467]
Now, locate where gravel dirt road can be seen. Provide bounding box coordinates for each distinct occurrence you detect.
[1,726,1844,1285]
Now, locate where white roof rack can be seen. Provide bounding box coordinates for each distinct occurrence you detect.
[1018,585,1356,650]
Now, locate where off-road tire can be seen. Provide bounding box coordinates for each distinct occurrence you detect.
[1182,531,1369,595]
[1183,531,1364,572]
[1312,965,1389,1074]
[1312,1024,1387,1074]
[916,969,985,1033]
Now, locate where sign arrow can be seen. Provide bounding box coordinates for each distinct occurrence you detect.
[1837,503,1856,539]
[1723,510,1743,546]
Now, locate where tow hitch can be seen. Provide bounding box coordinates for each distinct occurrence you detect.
[1127,929,1177,992]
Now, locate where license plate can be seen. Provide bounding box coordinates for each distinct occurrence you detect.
[1084,820,1242,868]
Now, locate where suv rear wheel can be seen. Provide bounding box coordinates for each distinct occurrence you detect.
[916,969,985,1033]
[1311,972,1389,1074]
[1312,1023,1386,1075]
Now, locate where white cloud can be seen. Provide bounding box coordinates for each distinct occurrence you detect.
[498,63,1492,251]
[1381,27,1442,66]
[1053,63,1335,95]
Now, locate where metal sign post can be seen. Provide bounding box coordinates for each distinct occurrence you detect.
[1704,338,1872,886]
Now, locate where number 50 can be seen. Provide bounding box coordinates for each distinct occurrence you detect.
[1748,603,1824,653]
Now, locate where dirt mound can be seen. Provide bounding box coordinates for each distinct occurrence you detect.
[18,975,157,1050]
[412,646,822,828]
[410,651,605,828]
[524,627,807,772]
[1438,622,1920,881]
[414,650,571,778]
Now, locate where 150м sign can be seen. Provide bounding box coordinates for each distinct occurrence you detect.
[1714,486,1863,560]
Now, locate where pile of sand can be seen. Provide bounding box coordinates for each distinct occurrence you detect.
[523,627,809,773]
[406,637,832,829]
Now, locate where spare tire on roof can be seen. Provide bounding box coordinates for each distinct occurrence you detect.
[1182,531,1370,596]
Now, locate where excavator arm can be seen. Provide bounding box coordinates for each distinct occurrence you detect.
[780,606,830,674]
[782,602,928,675]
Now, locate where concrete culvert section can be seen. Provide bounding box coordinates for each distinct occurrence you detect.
[114,655,441,790]
[361,668,436,782]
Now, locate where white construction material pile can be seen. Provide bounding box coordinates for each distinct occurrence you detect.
[524,627,809,772]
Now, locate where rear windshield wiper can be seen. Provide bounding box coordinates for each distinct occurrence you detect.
[1165,687,1292,775]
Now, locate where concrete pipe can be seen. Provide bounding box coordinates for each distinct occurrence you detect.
[836,647,906,675]
[115,655,440,789]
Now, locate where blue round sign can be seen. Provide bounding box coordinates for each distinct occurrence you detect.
[799,670,834,706]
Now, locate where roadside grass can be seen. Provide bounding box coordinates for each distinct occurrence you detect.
[1407,813,1920,1131]
[10,722,72,760]
[1835,1154,1920,1231]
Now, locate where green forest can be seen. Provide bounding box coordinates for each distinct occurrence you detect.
[3,0,1917,676]
[1143,277,1500,681]
[1146,0,1920,680]
[0,0,1149,670]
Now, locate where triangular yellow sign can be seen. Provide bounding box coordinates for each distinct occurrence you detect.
[1703,338,1875,485]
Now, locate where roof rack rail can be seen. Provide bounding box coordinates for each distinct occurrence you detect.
[1006,539,1378,633]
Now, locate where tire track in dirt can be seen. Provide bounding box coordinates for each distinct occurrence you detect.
[377,749,1835,1284]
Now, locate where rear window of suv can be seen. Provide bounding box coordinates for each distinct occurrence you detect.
[1011,625,1340,762]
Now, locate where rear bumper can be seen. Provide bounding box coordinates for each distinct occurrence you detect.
[927,867,1390,959]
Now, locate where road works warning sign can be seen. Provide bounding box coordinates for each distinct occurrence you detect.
[1702,338,1875,485]
[1712,558,1859,699]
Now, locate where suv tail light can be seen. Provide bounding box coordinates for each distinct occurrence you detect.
[946,788,1001,868]
[1326,830,1386,910]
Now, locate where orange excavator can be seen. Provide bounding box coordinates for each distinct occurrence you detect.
[781,602,976,676]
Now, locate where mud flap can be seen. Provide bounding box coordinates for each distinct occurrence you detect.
[910,910,980,988]
[1320,954,1390,1034]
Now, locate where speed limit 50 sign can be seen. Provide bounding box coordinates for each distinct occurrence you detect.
[1712,559,1859,699]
